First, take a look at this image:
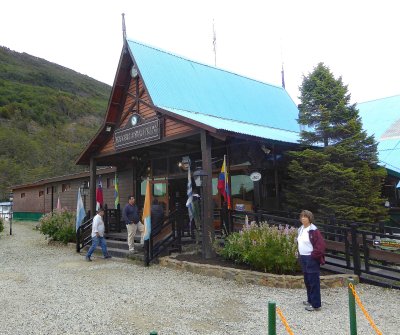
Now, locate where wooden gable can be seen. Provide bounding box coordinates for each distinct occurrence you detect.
[98,75,196,156]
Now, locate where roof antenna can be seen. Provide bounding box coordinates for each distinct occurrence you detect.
[212,19,217,67]
[280,42,286,89]
[122,13,127,46]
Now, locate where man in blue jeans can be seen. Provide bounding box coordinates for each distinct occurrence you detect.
[85,208,112,261]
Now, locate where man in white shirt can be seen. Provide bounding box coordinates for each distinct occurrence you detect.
[85,208,112,261]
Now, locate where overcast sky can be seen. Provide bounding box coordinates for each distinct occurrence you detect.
[1,0,399,105]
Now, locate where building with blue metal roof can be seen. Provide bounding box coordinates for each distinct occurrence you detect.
[358,95,400,210]
[126,39,301,144]
[358,95,400,177]
[73,37,307,259]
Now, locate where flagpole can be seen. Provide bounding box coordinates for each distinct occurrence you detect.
[213,19,217,67]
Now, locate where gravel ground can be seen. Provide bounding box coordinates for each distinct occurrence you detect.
[0,220,399,335]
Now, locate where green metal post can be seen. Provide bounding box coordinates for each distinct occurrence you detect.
[348,278,357,335]
[149,332,157,335]
[268,301,276,335]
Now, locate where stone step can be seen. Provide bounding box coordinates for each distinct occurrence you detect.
[106,239,129,250]
[82,240,145,259]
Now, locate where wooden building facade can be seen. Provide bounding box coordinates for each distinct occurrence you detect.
[12,40,302,258]
[73,40,301,257]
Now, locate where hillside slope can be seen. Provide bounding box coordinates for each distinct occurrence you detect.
[0,46,111,200]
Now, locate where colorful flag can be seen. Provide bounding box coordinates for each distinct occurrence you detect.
[76,188,86,231]
[56,195,61,211]
[186,165,194,222]
[114,172,119,209]
[96,176,103,210]
[142,179,152,241]
[217,155,231,209]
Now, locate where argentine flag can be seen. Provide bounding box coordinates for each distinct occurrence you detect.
[76,188,86,231]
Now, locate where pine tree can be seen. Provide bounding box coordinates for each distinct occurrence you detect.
[284,63,387,222]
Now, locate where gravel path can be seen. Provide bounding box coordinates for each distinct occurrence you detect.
[0,220,399,335]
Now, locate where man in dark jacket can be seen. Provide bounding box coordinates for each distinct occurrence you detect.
[122,195,143,252]
[151,199,164,235]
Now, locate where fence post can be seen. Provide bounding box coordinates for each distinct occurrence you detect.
[144,239,149,266]
[176,202,182,252]
[350,223,361,277]
[104,204,109,233]
[348,278,357,335]
[268,301,276,335]
[76,227,81,253]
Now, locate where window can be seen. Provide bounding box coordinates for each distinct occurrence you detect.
[21,193,25,198]
[47,187,51,194]
[231,174,254,211]
[106,177,115,189]
[62,184,70,192]
[39,191,44,197]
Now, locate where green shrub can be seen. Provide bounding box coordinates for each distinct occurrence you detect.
[218,222,300,274]
[38,209,76,244]
[0,217,4,233]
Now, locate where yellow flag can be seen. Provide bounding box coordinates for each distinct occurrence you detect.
[142,179,151,240]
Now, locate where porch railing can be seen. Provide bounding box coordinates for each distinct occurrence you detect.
[144,208,184,266]
[218,206,400,289]
[76,216,93,253]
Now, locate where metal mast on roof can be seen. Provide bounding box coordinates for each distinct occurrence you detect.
[281,63,286,89]
[122,13,127,47]
[280,43,286,89]
[213,19,217,67]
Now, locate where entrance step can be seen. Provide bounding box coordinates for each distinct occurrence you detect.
[106,239,129,250]
[82,239,145,260]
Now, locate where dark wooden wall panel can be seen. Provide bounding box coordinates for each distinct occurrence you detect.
[165,117,194,137]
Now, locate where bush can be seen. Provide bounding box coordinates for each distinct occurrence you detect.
[0,217,4,233]
[218,222,300,274]
[38,209,76,244]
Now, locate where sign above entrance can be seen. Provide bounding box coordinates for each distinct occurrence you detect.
[114,116,161,150]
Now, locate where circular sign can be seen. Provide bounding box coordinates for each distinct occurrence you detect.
[249,172,262,181]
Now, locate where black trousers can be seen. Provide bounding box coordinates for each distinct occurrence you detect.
[300,255,321,308]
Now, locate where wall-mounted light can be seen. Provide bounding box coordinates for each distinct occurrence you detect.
[178,156,191,171]
[193,169,208,187]
[261,144,271,155]
[80,181,89,197]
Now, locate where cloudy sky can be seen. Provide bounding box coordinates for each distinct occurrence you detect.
[1,0,399,105]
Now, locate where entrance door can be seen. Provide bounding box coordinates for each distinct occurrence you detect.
[168,178,188,213]
[144,178,187,215]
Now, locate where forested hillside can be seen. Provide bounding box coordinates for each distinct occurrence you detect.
[0,46,111,200]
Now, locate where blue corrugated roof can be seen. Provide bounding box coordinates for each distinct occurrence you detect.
[358,95,400,174]
[127,40,300,138]
[163,107,300,143]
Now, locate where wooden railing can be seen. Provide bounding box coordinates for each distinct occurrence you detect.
[144,208,184,266]
[217,206,400,289]
[76,216,93,252]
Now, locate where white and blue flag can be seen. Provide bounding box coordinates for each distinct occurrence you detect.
[76,188,86,231]
[186,166,194,222]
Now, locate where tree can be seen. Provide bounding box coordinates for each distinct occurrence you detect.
[283,63,387,222]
